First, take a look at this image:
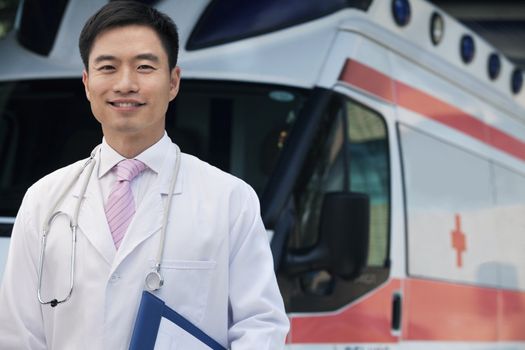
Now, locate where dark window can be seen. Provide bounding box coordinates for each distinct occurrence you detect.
[0,80,99,220]
[0,79,307,234]
[0,0,20,39]
[187,0,372,50]
[278,96,390,312]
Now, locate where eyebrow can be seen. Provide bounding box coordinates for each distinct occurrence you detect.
[92,53,160,65]
[135,53,160,63]
[93,55,116,65]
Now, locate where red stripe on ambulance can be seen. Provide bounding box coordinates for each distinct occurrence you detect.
[404,278,498,341]
[339,59,525,162]
[405,279,525,341]
[289,278,525,343]
[290,279,401,343]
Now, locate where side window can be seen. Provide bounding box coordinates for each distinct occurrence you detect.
[493,164,525,291]
[279,96,390,312]
[0,0,19,39]
[399,123,496,286]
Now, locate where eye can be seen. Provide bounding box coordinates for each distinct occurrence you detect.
[97,65,115,72]
[138,65,156,72]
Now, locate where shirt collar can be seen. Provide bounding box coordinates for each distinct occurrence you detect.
[98,132,171,178]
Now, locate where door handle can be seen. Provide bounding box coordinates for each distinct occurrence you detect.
[391,291,402,334]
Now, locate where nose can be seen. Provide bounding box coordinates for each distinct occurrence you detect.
[113,68,139,94]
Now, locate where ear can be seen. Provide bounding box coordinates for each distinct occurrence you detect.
[82,70,91,101]
[168,66,181,101]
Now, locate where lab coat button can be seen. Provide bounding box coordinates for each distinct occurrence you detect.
[109,273,120,283]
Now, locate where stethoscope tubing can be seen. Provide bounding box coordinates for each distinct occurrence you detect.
[37,145,181,306]
[37,149,98,307]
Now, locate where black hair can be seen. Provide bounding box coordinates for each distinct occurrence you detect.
[79,1,179,70]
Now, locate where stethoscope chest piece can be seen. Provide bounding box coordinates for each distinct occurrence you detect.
[145,267,164,291]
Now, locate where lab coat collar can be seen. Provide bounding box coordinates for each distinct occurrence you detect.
[158,141,184,195]
[98,133,171,178]
[72,135,184,197]
[71,146,102,199]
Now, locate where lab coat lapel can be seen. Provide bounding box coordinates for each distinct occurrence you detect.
[111,186,163,270]
[72,157,116,266]
[111,144,183,271]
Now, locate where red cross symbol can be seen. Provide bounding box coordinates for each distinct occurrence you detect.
[451,214,466,268]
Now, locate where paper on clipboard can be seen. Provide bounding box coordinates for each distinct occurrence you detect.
[154,316,214,349]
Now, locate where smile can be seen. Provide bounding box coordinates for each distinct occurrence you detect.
[109,101,145,107]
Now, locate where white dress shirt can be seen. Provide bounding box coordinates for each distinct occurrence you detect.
[98,133,171,209]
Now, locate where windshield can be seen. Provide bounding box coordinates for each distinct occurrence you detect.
[0,79,307,224]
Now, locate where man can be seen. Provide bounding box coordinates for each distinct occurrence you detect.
[0,2,289,349]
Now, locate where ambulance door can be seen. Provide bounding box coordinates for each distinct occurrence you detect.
[391,46,500,347]
[275,85,399,349]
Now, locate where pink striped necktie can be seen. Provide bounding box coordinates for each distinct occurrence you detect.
[105,159,147,249]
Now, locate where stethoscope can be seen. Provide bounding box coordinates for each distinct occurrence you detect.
[37,144,181,307]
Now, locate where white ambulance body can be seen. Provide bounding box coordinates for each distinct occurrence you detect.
[0,0,524,348]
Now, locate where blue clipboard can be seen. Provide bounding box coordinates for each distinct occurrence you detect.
[129,291,226,350]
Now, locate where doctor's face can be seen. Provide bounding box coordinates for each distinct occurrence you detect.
[82,25,180,144]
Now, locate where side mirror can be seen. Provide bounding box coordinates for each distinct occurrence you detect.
[284,192,369,280]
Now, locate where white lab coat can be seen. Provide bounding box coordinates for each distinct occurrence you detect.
[0,142,289,349]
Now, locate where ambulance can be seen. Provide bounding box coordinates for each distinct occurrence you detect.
[0,0,524,348]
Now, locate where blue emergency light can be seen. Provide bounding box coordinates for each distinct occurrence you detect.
[460,34,475,64]
[487,53,501,81]
[511,68,523,94]
[392,0,411,27]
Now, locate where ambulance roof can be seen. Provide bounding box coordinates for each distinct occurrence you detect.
[0,0,522,110]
